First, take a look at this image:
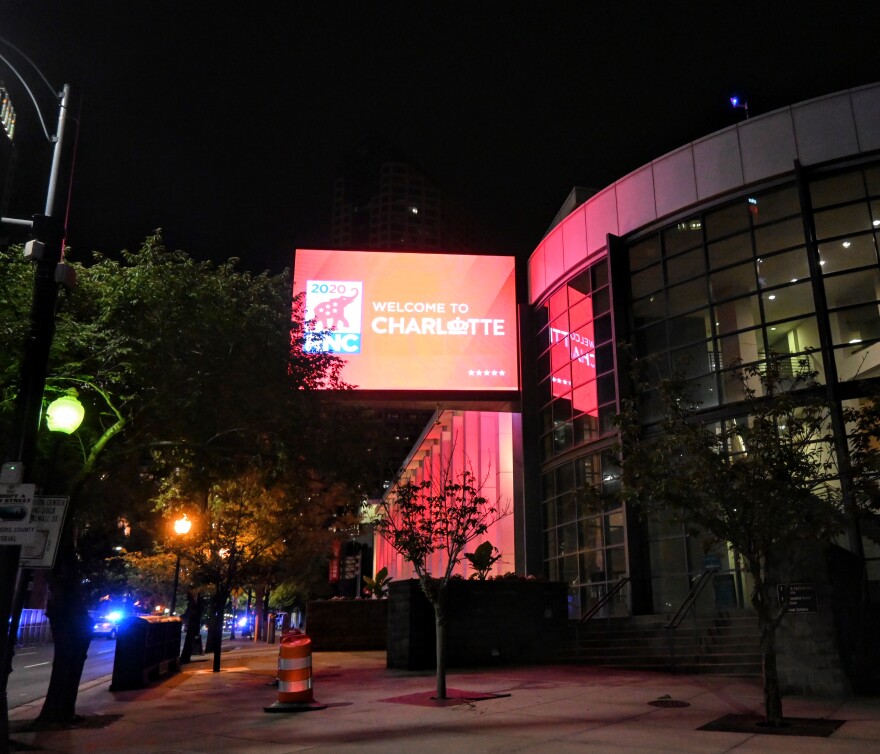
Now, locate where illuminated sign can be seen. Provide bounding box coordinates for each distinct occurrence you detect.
[293,249,518,391]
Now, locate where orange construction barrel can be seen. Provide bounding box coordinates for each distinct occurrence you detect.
[278,630,313,702]
[265,630,326,712]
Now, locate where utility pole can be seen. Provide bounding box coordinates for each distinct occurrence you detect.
[0,41,72,750]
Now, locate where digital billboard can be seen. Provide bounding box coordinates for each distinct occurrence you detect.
[292,249,519,391]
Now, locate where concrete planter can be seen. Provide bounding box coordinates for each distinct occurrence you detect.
[305,598,388,651]
[387,578,568,670]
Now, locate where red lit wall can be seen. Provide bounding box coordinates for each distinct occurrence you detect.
[293,249,518,391]
[373,410,517,581]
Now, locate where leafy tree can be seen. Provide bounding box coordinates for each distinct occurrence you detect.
[604,355,879,726]
[375,463,508,699]
[0,235,368,725]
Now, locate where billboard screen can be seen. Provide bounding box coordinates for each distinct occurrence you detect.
[292,249,518,391]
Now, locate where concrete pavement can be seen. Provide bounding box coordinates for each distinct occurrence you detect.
[9,640,880,753]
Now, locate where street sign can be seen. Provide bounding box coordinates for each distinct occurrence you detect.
[21,496,69,569]
[0,483,35,545]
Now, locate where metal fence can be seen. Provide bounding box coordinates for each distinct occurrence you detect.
[17,609,53,646]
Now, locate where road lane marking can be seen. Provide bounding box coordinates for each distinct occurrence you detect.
[24,662,51,669]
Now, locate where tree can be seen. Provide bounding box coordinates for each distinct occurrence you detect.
[604,354,879,726]
[375,462,508,699]
[0,234,369,725]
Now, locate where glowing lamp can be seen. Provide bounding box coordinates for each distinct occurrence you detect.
[45,395,85,434]
[730,95,749,118]
[173,514,192,536]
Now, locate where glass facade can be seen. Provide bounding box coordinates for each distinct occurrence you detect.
[534,157,880,618]
[533,258,628,617]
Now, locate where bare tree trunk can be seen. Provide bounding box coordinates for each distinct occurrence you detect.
[206,588,228,673]
[179,590,204,663]
[37,543,92,725]
[753,579,784,727]
[420,578,448,701]
[433,599,447,700]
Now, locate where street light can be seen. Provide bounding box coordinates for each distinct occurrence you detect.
[730,95,749,119]
[170,514,192,615]
[45,394,85,434]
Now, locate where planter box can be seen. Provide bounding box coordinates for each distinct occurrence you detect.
[305,599,388,651]
[387,579,568,670]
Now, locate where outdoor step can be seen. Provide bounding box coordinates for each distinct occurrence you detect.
[557,611,762,678]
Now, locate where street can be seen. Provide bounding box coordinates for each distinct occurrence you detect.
[8,639,116,709]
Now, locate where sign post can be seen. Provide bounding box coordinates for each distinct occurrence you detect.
[0,483,35,546]
[20,496,68,569]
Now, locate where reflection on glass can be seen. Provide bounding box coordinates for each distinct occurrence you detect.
[633,292,665,324]
[810,171,867,208]
[667,278,709,316]
[629,235,661,272]
[762,281,815,322]
[664,219,703,256]
[666,247,706,286]
[814,203,874,239]
[708,231,753,269]
[757,248,810,287]
[710,261,757,301]
[632,264,663,298]
[830,303,880,352]
[704,202,751,242]
[754,217,805,255]
[749,186,800,226]
[824,269,880,309]
[668,309,712,349]
[818,235,878,274]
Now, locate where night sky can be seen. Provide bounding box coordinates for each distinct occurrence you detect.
[3,1,880,274]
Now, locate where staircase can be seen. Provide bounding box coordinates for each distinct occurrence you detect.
[558,611,762,677]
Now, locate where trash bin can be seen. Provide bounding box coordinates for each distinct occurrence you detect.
[109,615,182,691]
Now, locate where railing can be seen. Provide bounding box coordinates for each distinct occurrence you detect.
[665,568,716,673]
[578,577,631,625]
[17,609,52,646]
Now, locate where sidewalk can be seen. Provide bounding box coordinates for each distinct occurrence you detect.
[9,640,880,753]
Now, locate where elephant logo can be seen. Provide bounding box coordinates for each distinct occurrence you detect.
[312,290,360,331]
[305,281,363,354]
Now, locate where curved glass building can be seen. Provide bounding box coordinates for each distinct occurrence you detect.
[526,82,880,622]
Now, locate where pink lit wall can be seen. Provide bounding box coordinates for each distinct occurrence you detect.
[373,410,517,581]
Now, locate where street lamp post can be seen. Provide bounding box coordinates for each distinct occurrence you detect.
[0,40,75,727]
[170,514,192,615]
[7,394,85,658]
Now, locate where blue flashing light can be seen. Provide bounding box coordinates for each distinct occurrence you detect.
[106,610,123,622]
[730,96,740,107]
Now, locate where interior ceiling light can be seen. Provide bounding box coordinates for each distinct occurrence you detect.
[873,219,879,227]
[842,240,852,248]
[768,294,776,300]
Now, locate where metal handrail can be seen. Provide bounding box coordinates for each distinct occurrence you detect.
[664,568,715,630]
[578,576,631,625]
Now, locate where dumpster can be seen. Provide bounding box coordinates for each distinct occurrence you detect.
[109,615,182,691]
